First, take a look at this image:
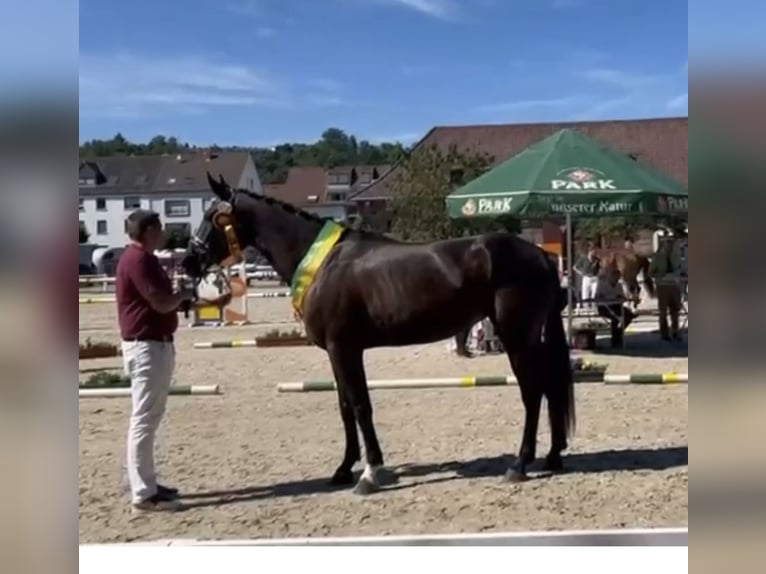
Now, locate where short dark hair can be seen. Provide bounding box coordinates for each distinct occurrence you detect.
[125,209,161,241]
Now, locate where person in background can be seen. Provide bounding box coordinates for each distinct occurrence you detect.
[116,210,205,512]
[595,265,636,348]
[649,237,683,342]
[574,245,600,311]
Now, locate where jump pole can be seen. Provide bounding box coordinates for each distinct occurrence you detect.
[277,373,688,393]
[194,340,259,349]
[79,385,221,398]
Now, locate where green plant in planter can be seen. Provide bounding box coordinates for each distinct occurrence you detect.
[79,371,130,388]
[79,338,120,358]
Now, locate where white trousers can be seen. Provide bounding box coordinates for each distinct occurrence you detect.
[580,275,598,307]
[122,340,175,503]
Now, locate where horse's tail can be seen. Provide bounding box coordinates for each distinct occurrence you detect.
[639,255,656,299]
[544,273,576,440]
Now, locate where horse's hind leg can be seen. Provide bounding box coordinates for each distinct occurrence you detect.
[491,290,544,482]
[503,347,544,482]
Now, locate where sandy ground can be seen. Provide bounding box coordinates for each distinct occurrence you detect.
[79,284,688,543]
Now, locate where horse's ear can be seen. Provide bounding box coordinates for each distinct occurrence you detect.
[207,171,231,201]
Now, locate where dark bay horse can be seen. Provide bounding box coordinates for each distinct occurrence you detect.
[182,174,575,495]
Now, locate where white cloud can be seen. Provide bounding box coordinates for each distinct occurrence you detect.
[667,92,688,110]
[79,53,289,118]
[256,27,277,38]
[473,96,582,113]
[552,0,581,8]
[580,68,664,91]
[369,0,459,20]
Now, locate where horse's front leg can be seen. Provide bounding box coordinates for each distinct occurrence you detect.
[329,378,360,486]
[327,342,385,495]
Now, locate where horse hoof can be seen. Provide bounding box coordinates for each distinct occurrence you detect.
[353,478,380,495]
[503,469,528,483]
[330,469,355,486]
[543,455,564,473]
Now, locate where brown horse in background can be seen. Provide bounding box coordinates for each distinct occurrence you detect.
[593,247,655,306]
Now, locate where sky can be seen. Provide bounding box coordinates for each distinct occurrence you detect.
[78,0,688,147]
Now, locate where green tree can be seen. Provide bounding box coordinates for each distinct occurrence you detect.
[574,214,688,247]
[388,144,498,241]
[80,129,408,185]
[79,221,90,244]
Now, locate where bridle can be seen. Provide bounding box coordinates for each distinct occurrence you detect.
[188,195,244,293]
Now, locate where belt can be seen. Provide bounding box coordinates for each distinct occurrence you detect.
[123,336,174,343]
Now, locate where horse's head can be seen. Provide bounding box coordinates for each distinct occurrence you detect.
[181,173,252,280]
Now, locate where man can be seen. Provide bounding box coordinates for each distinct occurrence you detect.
[574,245,600,311]
[594,266,636,348]
[116,210,196,512]
[649,237,683,342]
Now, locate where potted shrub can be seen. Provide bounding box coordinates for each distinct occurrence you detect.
[255,328,311,347]
[79,338,120,360]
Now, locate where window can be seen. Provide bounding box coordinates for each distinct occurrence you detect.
[124,196,141,210]
[164,199,190,217]
[249,178,254,190]
[449,168,464,185]
[124,219,129,233]
[203,197,215,211]
[327,173,350,185]
[358,172,372,184]
[96,198,107,211]
[79,177,95,186]
[96,220,108,235]
[79,198,84,212]
[165,222,191,236]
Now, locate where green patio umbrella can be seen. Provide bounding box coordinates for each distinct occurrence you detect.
[444,127,688,336]
[445,128,687,219]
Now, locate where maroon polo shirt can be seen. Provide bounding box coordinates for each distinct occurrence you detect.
[115,244,178,340]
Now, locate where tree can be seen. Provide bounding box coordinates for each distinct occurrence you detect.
[574,214,688,247]
[79,221,90,244]
[388,144,497,241]
[80,129,408,185]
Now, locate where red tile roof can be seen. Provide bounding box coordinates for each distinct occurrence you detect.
[352,116,688,201]
[263,167,328,206]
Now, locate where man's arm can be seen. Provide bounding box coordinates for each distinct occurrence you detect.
[130,256,194,313]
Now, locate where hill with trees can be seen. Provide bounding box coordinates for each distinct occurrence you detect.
[79,128,409,184]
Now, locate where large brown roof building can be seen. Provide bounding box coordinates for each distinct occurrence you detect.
[351,116,688,232]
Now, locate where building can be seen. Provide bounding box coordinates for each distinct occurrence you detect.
[263,164,389,221]
[350,116,688,234]
[78,151,262,248]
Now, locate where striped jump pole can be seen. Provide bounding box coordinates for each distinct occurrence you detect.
[79,385,221,398]
[194,340,259,349]
[276,373,688,393]
[247,291,290,299]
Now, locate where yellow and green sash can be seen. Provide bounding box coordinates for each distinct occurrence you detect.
[290,221,345,317]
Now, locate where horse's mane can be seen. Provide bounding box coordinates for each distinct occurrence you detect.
[232,187,390,243]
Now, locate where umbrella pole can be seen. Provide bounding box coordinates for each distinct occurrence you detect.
[566,213,574,341]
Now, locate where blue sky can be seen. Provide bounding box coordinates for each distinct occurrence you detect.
[79,0,688,146]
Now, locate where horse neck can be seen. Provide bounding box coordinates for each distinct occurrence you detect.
[244,199,324,283]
